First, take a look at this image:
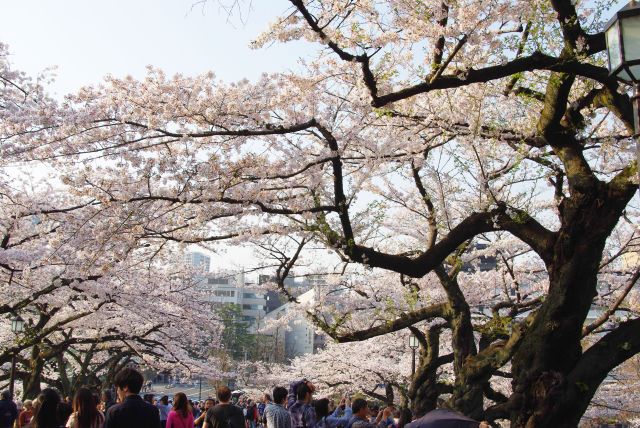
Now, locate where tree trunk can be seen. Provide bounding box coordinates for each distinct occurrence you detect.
[509,190,625,427]
[23,348,45,399]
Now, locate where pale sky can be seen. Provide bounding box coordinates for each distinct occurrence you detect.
[0,0,311,98]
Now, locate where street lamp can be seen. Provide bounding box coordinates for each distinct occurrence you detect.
[9,315,24,399]
[408,334,419,377]
[605,0,640,180]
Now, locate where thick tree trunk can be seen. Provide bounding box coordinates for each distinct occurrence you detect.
[23,350,45,399]
[509,187,628,427]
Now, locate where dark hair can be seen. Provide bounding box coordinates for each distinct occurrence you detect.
[143,394,154,404]
[217,386,232,402]
[352,398,368,414]
[30,388,62,428]
[205,398,215,405]
[313,398,330,420]
[58,401,73,426]
[113,368,144,394]
[296,383,311,401]
[73,388,101,428]
[264,394,272,402]
[160,395,169,405]
[173,392,191,418]
[0,391,11,400]
[273,387,287,404]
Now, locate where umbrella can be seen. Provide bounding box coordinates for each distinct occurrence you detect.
[405,409,480,428]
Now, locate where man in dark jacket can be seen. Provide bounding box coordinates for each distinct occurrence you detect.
[104,368,160,428]
[0,391,17,428]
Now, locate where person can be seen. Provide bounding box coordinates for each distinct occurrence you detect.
[0,391,18,428]
[264,387,290,428]
[99,392,114,415]
[166,392,194,428]
[287,380,316,428]
[345,399,391,428]
[258,395,270,428]
[244,400,257,428]
[103,367,160,428]
[195,399,214,428]
[203,386,244,428]
[313,398,352,428]
[26,388,64,428]
[158,396,171,428]
[191,401,201,420]
[66,387,104,428]
[18,400,33,428]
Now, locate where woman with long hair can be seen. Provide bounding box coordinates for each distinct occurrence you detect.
[65,388,104,428]
[166,392,194,428]
[26,388,63,428]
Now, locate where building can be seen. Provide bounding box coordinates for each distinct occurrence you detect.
[198,271,267,324]
[183,252,267,325]
[254,288,325,363]
[184,251,211,274]
[258,273,314,314]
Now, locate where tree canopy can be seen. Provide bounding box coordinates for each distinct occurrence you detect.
[1,0,640,425]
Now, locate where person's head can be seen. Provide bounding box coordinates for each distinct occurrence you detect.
[352,398,369,418]
[204,398,215,410]
[272,387,287,405]
[23,399,33,411]
[313,398,330,420]
[113,368,144,400]
[263,393,272,403]
[31,388,62,428]
[101,390,113,404]
[217,386,232,403]
[296,382,313,403]
[73,387,100,427]
[369,405,379,418]
[173,392,191,418]
[143,394,154,404]
[0,391,11,401]
[160,395,169,405]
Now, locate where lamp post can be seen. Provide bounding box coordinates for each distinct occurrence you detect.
[605,0,640,182]
[9,315,24,399]
[408,334,419,377]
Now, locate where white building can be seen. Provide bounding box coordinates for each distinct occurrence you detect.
[255,288,325,363]
[184,251,211,273]
[197,271,267,324]
[183,252,267,324]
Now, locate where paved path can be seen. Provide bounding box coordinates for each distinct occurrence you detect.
[147,383,218,401]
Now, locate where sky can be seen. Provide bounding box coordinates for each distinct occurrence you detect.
[0,0,311,98]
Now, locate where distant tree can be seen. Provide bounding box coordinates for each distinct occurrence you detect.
[218,304,257,361]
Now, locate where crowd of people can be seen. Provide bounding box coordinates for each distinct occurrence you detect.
[0,368,488,428]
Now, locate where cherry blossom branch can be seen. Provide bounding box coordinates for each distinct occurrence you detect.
[582,267,640,337]
[347,203,555,278]
[313,302,449,342]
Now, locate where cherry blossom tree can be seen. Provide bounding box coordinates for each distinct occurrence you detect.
[0,47,225,398]
[2,0,640,426]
